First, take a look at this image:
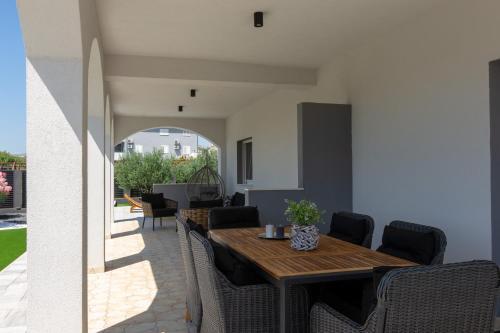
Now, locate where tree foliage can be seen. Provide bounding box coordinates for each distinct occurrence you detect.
[114,148,218,193]
[0,151,25,164]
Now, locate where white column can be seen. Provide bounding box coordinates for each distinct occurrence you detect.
[87,40,105,273]
[26,57,87,332]
[104,96,112,240]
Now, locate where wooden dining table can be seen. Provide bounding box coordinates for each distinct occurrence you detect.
[209,227,415,333]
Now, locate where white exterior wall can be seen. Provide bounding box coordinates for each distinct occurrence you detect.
[226,0,500,262]
[225,60,348,192]
[348,0,500,262]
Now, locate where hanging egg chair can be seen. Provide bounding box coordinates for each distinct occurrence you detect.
[186,151,225,202]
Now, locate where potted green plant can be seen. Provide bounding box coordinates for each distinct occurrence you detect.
[284,199,324,251]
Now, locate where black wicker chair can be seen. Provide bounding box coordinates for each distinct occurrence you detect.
[141,193,177,231]
[176,218,202,332]
[190,231,309,333]
[378,220,447,265]
[315,220,448,324]
[328,212,375,248]
[311,261,500,333]
[208,206,260,230]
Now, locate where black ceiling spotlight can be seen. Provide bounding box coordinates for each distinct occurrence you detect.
[190,89,197,97]
[178,105,184,112]
[254,11,263,28]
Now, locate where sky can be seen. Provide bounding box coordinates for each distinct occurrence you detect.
[0,1,26,154]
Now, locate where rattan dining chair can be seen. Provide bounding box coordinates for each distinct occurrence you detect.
[380,220,447,264]
[208,206,260,230]
[310,260,499,333]
[177,218,202,332]
[190,231,309,333]
[328,212,374,248]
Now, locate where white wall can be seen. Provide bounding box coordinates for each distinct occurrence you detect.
[225,60,347,192]
[348,0,499,262]
[226,0,500,262]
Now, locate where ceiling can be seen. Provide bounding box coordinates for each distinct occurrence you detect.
[97,0,449,118]
[109,79,277,118]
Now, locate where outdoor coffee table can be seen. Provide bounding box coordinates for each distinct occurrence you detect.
[209,227,415,333]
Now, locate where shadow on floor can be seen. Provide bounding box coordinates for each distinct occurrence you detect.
[89,215,187,333]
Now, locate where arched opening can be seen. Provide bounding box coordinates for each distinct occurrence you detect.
[87,38,105,272]
[113,126,221,200]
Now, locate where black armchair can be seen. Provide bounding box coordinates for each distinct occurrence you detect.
[208,206,260,230]
[141,193,178,231]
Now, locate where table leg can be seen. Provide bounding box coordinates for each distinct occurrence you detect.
[279,281,290,333]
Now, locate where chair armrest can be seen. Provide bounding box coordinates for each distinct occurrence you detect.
[310,302,375,333]
[142,202,154,217]
[164,198,178,210]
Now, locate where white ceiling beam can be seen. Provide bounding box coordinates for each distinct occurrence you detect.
[104,55,317,86]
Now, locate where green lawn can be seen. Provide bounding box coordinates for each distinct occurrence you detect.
[0,228,26,271]
[116,202,131,207]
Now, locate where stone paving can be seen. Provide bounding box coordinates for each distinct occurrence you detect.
[88,208,187,333]
[0,207,188,333]
[0,253,27,333]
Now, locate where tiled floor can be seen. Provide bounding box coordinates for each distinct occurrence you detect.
[0,208,188,333]
[0,253,27,333]
[88,209,187,333]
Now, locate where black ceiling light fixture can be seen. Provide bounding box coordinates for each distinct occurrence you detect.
[254,11,263,28]
[178,105,184,112]
[190,89,197,97]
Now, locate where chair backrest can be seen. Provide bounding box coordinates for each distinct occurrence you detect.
[190,231,227,333]
[329,211,374,248]
[189,198,224,209]
[230,192,245,206]
[374,261,499,333]
[208,206,260,230]
[141,193,165,209]
[382,220,447,264]
[176,218,202,330]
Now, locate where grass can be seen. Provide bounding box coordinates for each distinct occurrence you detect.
[0,228,26,271]
[116,202,131,207]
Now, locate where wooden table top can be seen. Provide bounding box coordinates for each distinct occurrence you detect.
[209,227,415,280]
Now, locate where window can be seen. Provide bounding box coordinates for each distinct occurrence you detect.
[237,138,253,184]
[182,131,191,137]
[161,145,169,155]
[114,142,125,153]
[183,145,191,155]
[159,128,169,136]
[135,145,143,153]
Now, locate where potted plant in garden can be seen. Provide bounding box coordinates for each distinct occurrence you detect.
[284,199,324,251]
[0,172,12,204]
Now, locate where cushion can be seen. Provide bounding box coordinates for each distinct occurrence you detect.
[377,225,436,265]
[316,279,371,325]
[317,267,399,325]
[328,213,367,245]
[142,193,166,209]
[209,239,264,286]
[186,218,207,238]
[189,199,223,209]
[209,206,260,230]
[230,192,246,206]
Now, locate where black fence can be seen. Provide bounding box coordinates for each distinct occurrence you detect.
[0,169,26,209]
